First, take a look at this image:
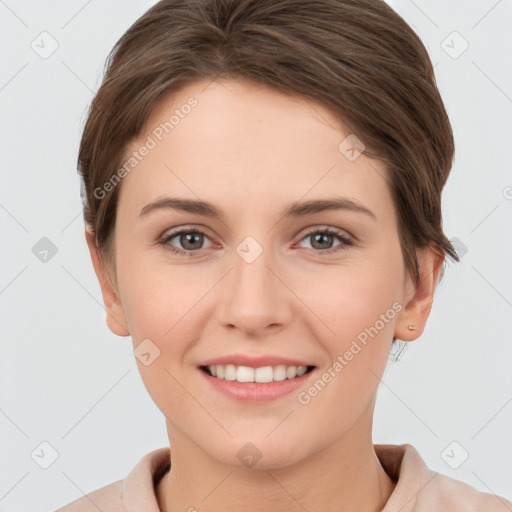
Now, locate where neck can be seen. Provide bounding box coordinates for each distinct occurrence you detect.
[157,401,396,512]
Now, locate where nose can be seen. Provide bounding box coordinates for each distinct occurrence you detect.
[217,241,293,337]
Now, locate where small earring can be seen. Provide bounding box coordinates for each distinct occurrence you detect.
[407,325,416,331]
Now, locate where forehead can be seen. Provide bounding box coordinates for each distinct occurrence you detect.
[117,78,393,224]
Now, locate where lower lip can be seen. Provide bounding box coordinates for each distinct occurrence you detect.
[199,367,316,402]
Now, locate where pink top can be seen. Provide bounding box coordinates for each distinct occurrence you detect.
[56,443,511,511]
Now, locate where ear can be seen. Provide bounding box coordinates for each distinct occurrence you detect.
[394,245,445,341]
[84,225,130,337]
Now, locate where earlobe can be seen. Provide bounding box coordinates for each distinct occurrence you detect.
[84,226,130,337]
[394,245,445,342]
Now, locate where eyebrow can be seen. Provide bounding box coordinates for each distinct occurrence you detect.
[138,196,377,222]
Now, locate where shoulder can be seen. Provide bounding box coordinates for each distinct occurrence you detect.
[55,447,170,512]
[375,443,512,512]
[55,480,124,512]
[424,471,512,511]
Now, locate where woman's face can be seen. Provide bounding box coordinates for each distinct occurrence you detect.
[91,78,438,469]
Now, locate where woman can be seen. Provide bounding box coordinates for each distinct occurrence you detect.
[57,0,511,510]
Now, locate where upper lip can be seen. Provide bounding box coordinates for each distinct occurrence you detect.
[199,355,314,368]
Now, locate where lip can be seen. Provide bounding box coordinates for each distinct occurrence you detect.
[199,354,313,368]
[198,362,317,402]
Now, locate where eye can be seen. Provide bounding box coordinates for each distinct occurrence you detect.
[160,228,214,255]
[296,227,354,254]
[159,226,354,257]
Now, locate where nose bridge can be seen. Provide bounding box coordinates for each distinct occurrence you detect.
[232,236,274,299]
[218,234,291,333]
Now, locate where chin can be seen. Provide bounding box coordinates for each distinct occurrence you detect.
[209,434,312,471]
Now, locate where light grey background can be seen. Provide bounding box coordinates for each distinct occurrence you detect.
[1,1,511,510]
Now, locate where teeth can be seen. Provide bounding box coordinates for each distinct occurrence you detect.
[273,364,287,381]
[296,366,307,377]
[286,366,297,379]
[205,364,311,383]
[225,364,237,381]
[254,366,273,383]
[237,366,255,382]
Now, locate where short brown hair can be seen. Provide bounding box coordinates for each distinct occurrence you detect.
[79,0,459,287]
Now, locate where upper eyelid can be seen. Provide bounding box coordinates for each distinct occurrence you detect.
[161,224,215,239]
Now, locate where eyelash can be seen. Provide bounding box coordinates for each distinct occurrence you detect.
[159,226,354,256]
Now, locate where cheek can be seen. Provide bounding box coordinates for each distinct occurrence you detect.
[290,249,403,412]
[118,251,209,339]
[117,256,216,398]
[121,271,200,417]
[294,265,400,434]
[297,252,403,345]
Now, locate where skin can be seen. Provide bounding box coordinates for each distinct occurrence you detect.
[86,78,444,512]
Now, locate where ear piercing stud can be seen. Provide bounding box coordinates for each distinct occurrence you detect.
[407,325,416,331]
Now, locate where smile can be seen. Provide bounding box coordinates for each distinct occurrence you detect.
[200,364,315,383]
